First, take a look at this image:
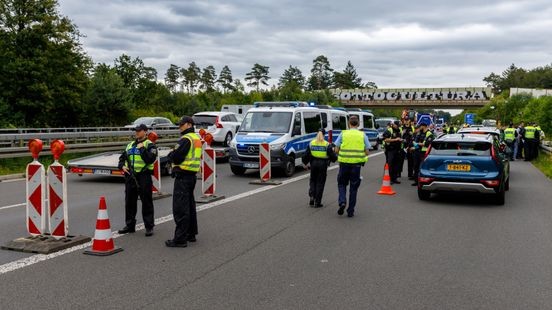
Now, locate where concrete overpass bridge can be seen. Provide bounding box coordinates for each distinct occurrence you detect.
[330,87,492,108]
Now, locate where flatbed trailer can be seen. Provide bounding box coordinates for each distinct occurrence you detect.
[67,145,229,177]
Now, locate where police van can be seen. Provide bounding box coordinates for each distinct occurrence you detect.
[229,102,329,177]
[314,105,349,140]
[346,109,380,150]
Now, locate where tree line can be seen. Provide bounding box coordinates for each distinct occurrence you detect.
[0,0,377,128]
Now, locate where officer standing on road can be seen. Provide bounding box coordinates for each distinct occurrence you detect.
[117,124,158,237]
[334,116,370,217]
[383,120,403,184]
[503,123,517,161]
[517,122,525,159]
[411,123,434,186]
[166,116,202,248]
[402,120,415,180]
[302,128,337,208]
[523,122,539,161]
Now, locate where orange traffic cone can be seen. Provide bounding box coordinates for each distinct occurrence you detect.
[84,197,123,256]
[377,163,396,195]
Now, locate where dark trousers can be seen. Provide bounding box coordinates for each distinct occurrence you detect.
[505,141,515,160]
[124,172,154,229]
[337,164,362,215]
[308,159,328,205]
[524,139,537,161]
[172,174,198,242]
[517,140,524,159]
[397,149,405,177]
[406,150,414,177]
[412,151,423,181]
[385,149,401,181]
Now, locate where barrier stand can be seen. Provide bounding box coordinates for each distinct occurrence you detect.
[2,139,90,254]
[147,131,171,200]
[250,143,282,185]
[196,145,225,203]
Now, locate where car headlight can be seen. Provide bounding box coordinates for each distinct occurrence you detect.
[270,143,286,150]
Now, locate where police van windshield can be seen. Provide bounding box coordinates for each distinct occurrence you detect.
[239,112,292,133]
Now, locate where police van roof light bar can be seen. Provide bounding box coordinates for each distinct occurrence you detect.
[253,101,309,108]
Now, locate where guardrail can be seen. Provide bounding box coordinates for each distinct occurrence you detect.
[542,141,551,154]
[0,128,181,159]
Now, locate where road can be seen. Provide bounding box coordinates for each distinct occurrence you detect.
[1,153,552,309]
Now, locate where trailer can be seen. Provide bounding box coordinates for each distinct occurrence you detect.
[67,145,229,177]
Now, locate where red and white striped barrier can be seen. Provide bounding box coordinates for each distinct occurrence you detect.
[202,147,216,196]
[260,143,271,182]
[47,140,68,239]
[26,159,46,236]
[152,154,162,194]
[328,130,333,144]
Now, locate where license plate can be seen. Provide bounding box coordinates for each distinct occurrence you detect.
[243,163,259,169]
[447,164,471,172]
[94,169,112,175]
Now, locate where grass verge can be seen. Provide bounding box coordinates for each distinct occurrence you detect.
[533,151,552,179]
[0,152,99,176]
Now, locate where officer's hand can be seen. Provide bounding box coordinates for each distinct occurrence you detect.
[137,143,144,149]
[122,166,129,174]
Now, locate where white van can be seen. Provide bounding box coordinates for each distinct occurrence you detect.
[221,104,253,118]
[314,105,349,142]
[229,102,325,177]
[346,109,380,150]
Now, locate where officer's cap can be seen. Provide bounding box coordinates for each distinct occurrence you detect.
[178,116,194,126]
[134,124,148,131]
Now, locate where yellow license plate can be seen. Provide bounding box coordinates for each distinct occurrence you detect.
[447,164,471,172]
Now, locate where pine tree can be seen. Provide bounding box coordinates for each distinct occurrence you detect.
[245,63,270,91]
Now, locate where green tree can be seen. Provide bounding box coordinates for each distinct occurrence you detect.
[216,65,234,92]
[278,65,305,89]
[200,65,217,92]
[0,0,92,127]
[164,64,180,92]
[181,62,201,93]
[245,63,270,91]
[333,61,362,89]
[83,64,131,126]
[233,79,245,92]
[307,55,334,90]
[113,54,157,90]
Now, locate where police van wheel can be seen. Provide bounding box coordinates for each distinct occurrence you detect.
[231,165,246,176]
[282,159,295,177]
[417,188,431,200]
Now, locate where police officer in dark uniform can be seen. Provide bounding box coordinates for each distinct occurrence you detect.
[302,128,337,208]
[383,120,403,184]
[118,123,158,236]
[402,119,415,179]
[165,116,202,247]
[411,123,434,186]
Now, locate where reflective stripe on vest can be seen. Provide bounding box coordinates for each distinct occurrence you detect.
[525,126,536,139]
[421,131,433,152]
[504,128,515,141]
[310,140,329,159]
[173,133,202,172]
[338,130,367,164]
[125,139,154,172]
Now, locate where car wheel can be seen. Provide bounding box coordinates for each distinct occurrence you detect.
[224,132,233,147]
[282,158,296,177]
[231,165,246,176]
[495,184,505,205]
[417,188,431,200]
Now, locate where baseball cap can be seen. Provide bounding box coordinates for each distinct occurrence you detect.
[134,124,148,131]
[178,116,194,126]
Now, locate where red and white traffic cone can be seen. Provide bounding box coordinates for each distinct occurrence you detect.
[84,197,123,256]
[377,163,396,195]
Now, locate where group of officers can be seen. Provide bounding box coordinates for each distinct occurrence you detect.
[114,114,545,246]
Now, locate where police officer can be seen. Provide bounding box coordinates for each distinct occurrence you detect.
[517,122,525,159]
[334,116,370,217]
[411,123,434,186]
[118,123,158,236]
[402,120,415,179]
[302,128,337,208]
[383,120,403,184]
[523,122,538,161]
[166,116,202,247]
[503,123,517,161]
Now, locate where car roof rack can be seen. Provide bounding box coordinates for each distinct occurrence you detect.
[253,101,309,108]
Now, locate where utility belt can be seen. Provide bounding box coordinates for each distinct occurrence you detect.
[172,169,197,178]
[127,169,151,176]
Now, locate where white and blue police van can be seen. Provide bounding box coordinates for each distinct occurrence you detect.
[229,102,330,177]
[314,105,349,140]
[345,108,380,150]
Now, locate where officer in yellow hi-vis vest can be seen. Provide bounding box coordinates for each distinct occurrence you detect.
[302,128,337,208]
[166,116,202,248]
[334,116,371,217]
[117,123,158,237]
[503,123,517,161]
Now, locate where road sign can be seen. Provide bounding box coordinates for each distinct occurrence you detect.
[465,113,475,125]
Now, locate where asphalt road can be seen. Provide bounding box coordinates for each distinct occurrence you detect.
[1,153,552,309]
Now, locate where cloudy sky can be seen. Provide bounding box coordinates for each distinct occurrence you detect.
[58,0,552,88]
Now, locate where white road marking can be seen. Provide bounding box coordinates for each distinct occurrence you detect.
[0,152,383,275]
[0,203,26,211]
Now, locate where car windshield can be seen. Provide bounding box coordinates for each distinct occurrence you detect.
[375,119,392,128]
[430,141,491,156]
[192,115,217,126]
[239,112,292,133]
[133,117,154,125]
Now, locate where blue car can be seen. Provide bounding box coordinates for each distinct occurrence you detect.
[418,133,510,205]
